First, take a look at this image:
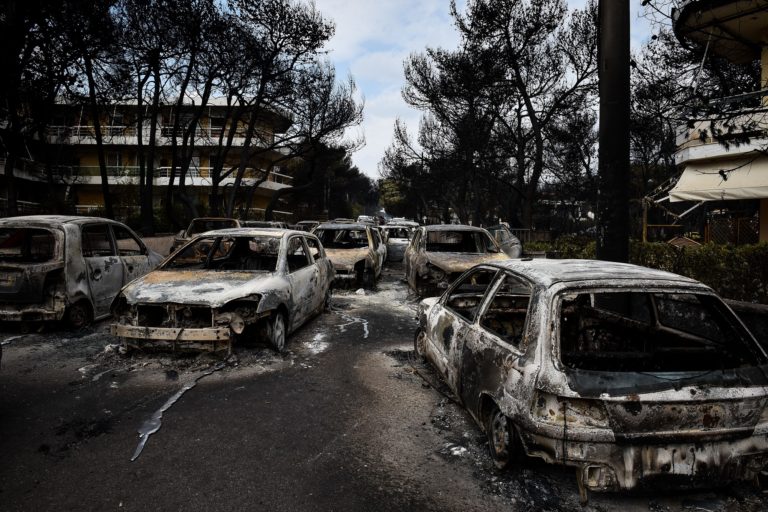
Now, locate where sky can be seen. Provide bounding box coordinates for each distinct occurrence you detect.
[311,0,658,180]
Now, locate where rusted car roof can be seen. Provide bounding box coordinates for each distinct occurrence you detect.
[484,258,703,288]
[315,223,370,230]
[423,224,487,232]
[0,215,127,227]
[195,228,307,238]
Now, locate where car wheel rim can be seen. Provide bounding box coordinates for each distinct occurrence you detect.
[272,314,285,351]
[490,411,509,458]
[415,330,427,356]
[68,304,89,329]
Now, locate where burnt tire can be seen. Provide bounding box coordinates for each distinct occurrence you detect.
[486,406,514,470]
[361,269,375,289]
[65,300,92,330]
[323,289,332,312]
[268,311,286,352]
[413,328,427,362]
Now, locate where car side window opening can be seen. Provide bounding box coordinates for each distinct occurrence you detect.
[286,237,311,273]
[371,230,381,249]
[82,224,115,257]
[445,268,499,323]
[479,274,532,347]
[558,291,763,372]
[112,226,144,256]
[305,237,322,261]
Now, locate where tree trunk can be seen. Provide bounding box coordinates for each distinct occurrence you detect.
[84,52,113,219]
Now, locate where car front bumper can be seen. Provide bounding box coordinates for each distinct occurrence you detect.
[111,324,232,351]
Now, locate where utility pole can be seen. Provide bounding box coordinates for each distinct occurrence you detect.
[596,0,630,262]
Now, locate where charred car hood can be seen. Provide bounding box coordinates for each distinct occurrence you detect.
[120,270,282,307]
[426,252,508,273]
[325,248,370,267]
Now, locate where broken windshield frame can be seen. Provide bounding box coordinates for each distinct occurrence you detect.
[161,235,281,272]
[314,228,369,249]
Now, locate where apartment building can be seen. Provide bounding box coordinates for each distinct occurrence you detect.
[670,0,768,243]
[1,98,295,220]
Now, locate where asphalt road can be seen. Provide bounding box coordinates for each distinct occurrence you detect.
[1,267,767,511]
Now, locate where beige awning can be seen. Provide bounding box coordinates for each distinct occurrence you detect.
[669,158,768,202]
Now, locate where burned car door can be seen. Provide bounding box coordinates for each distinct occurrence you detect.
[81,223,124,318]
[305,236,332,292]
[460,271,533,415]
[426,267,499,393]
[286,236,317,328]
[370,229,386,272]
[112,224,152,284]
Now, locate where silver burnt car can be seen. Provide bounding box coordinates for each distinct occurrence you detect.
[312,223,386,287]
[111,228,334,352]
[0,215,162,328]
[416,259,768,498]
[404,224,508,296]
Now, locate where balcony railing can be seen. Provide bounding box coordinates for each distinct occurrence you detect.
[47,124,277,146]
[675,91,768,164]
[65,165,293,185]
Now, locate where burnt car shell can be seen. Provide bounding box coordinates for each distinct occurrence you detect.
[111,228,333,352]
[404,224,508,296]
[0,215,162,326]
[313,223,385,287]
[417,259,768,494]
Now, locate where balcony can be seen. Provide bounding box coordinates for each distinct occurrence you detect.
[671,92,768,203]
[46,124,282,151]
[675,94,768,166]
[64,165,293,189]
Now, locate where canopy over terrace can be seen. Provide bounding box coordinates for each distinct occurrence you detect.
[669,157,768,202]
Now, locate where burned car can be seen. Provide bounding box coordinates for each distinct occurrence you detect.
[111,228,333,352]
[170,217,240,253]
[404,224,507,296]
[415,259,768,497]
[486,224,522,258]
[381,225,413,263]
[313,223,386,287]
[0,215,163,328]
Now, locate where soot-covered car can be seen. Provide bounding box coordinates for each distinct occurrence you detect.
[170,217,241,253]
[404,224,507,296]
[0,215,163,328]
[313,223,386,287]
[381,225,413,263]
[415,259,768,498]
[111,229,333,352]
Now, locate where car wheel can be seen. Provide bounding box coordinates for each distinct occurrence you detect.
[361,270,375,288]
[66,300,92,330]
[268,311,286,352]
[323,289,332,312]
[486,406,514,470]
[413,328,427,362]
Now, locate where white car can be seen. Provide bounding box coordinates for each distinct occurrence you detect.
[0,216,163,328]
[313,223,386,287]
[417,259,768,494]
[112,229,334,352]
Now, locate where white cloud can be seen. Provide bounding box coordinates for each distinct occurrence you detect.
[313,0,657,179]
